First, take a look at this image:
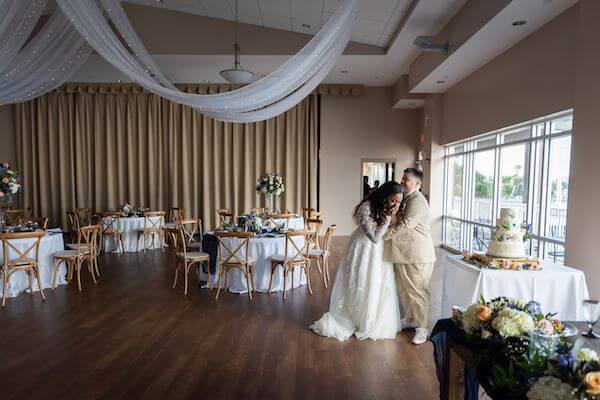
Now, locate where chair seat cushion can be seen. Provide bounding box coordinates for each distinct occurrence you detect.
[66,243,90,250]
[271,254,306,262]
[54,249,88,258]
[308,249,330,257]
[177,251,209,261]
[186,242,204,249]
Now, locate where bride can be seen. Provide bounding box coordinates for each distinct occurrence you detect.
[310,181,403,341]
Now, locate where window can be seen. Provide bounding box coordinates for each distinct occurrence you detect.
[442,111,572,264]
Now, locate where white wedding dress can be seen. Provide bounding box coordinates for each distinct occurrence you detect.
[310,201,402,341]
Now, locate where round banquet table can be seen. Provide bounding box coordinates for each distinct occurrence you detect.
[200,234,307,294]
[0,228,66,298]
[102,216,165,253]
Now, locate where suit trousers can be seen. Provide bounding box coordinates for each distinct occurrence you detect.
[394,263,434,329]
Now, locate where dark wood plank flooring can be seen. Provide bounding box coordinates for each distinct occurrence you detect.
[0,237,439,400]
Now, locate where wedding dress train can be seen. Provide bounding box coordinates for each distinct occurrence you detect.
[310,201,402,341]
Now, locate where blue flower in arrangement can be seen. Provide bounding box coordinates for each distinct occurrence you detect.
[525,301,542,316]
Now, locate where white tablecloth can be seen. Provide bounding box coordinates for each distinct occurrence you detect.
[271,216,304,230]
[0,229,66,298]
[102,216,164,253]
[442,254,590,321]
[200,235,307,294]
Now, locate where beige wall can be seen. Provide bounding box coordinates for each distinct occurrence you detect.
[0,104,15,165]
[565,0,600,297]
[440,5,578,144]
[320,87,420,235]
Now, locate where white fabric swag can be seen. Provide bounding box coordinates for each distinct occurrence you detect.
[0,0,358,122]
[55,0,357,122]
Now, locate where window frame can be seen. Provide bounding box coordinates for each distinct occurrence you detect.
[442,110,573,264]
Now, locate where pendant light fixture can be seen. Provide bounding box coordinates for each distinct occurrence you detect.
[220,0,254,84]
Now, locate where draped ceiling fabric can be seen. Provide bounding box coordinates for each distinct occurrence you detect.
[52,0,357,122]
[14,84,320,230]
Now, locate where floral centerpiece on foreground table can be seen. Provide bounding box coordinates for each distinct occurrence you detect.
[0,162,21,204]
[255,172,284,212]
[452,296,600,399]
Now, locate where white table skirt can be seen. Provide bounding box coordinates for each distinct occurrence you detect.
[200,235,307,294]
[441,254,590,321]
[0,229,66,298]
[102,216,164,253]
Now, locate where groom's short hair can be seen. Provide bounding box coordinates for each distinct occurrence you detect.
[404,167,423,182]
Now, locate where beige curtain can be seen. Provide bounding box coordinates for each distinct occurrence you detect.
[14,83,318,230]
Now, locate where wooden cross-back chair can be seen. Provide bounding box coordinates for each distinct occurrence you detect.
[269,213,294,230]
[167,208,185,225]
[1,230,47,307]
[307,224,337,288]
[269,230,316,300]
[216,208,234,227]
[304,218,323,249]
[66,210,80,241]
[98,211,124,253]
[21,216,49,230]
[214,231,255,301]
[135,211,166,253]
[178,219,204,251]
[167,225,210,295]
[3,209,25,226]
[53,224,100,291]
[75,208,92,227]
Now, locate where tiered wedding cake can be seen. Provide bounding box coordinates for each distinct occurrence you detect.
[486,208,526,259]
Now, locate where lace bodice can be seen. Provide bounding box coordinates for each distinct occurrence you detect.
[356,201,391,243]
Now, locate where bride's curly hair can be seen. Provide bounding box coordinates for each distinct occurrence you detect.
[354,181,403,225]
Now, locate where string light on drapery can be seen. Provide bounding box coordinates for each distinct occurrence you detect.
[0,0,358,122]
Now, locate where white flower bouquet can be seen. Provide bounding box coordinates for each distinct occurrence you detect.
[255,172,285,197]
[0,162,21,203]
[121,203,134,216]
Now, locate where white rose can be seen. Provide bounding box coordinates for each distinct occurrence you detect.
[577,348,599,363]
[9,182,19,194]
[492,309,535,338]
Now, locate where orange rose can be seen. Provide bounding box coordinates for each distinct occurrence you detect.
[585,372,600,395]
[475,305,492,322]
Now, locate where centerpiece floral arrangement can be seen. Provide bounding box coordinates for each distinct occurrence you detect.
[0,162,21,203]
[121,203,135,216]
[256,172,284,212]
[452,296,594,399]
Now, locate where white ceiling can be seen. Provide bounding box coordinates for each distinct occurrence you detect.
[71,0,469,86]
[125,0,412,47]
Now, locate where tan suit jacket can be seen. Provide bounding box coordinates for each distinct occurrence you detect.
[383,190,436,264]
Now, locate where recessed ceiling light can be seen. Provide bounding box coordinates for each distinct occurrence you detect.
[340,70,348,74]
[203,80,209,84]
[301,23,311,29]
[436,80,445,84]
[408,103,415,106]
[116,79,121,83]
[512,20,527,26]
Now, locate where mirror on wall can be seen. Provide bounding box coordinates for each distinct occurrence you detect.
[362,159,395,198]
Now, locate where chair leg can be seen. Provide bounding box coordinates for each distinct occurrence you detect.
[291,265,295,290]
[76,260,83,291]
[89,259,98,284]
[2,272,8,307]
[161,232,166,252]
[94,254,100,277]
[119,235,125,254]
[28,270,33,296]
[283,267,288,300]
[245,268,253,301]
[215,269,223,300]
[268,263,276,293]
[319,259,327,288]
[184,262,189,296]
[52,259,58,290]
[204,262,212,290]
[305,264,314,295]
[34,267,46,301]
[173,260,180,289]
[136,234,140,252]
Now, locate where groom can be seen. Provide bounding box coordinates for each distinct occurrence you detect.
[383,168,436,345]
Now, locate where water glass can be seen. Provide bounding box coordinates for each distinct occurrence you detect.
[582,299,600,338]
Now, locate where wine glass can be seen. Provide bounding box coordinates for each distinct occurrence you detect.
[582,299,600,338]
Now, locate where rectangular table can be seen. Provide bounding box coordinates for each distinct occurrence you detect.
[442,254,590,321]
